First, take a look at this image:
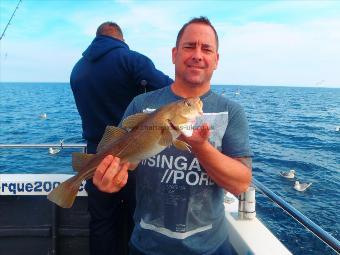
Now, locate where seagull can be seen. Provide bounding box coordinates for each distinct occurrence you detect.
[39,113,47,119]
[48,147,60,155]
[280,169,296,179]
[336,126,340,132]
[294,181,312,192]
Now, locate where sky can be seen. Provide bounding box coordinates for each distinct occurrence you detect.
[0,0,340,87]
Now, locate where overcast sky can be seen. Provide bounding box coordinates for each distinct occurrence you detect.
[1,0,340,87]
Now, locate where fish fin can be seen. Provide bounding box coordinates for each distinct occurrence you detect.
[122,113,149,129]
[47,175,80,208]
[72,152,95,172]
[97,126,127,152]
[173,139,191,152]
[159,128,173,147]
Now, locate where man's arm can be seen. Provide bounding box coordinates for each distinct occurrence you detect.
[234,157,252,169]
[130,52,173,91]
[181,124,252,195]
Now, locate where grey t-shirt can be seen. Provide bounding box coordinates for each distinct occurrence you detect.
[122,86,252,255]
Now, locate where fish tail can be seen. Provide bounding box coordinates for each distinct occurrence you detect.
[47,175,80,208]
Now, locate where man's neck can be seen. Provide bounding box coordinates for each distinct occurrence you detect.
[171,81,210,98]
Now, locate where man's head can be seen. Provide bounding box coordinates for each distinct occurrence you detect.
[172,17,219,88]
[96,22,124,41]
[175,17,219,51]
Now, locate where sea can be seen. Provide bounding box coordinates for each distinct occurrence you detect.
[0,82,339,255]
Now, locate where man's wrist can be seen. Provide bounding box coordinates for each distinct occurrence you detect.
[191,140,211,156]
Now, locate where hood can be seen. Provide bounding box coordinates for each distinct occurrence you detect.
[82,35,129,61]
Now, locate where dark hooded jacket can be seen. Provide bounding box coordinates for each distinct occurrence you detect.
[70,35,172,152]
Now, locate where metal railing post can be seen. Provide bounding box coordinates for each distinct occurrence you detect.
[51,203,58,255]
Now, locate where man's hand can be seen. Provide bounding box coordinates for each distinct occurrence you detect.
[93,155,129,193]
[181,123,211,150]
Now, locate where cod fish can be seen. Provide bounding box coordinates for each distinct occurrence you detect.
[48,97,203,208]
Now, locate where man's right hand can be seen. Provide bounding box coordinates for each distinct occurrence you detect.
[93,155,129,193]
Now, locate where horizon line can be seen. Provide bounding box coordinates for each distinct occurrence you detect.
[0,81,339,89]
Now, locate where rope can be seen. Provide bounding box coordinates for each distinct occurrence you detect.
[0,0,22,41]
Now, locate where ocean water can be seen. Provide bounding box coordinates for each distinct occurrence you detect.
[0,82,339,254]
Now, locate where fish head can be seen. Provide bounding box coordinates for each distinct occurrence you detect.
[162,97,203,137]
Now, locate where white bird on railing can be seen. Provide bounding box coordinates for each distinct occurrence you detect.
[48,139,64,155]
[294,181,312,192]
[48,147,60,155]
[280,169,296,179]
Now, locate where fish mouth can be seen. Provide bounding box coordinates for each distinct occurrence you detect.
[168,118,196,137]
[168,119,179,132]
[168,119,193,132]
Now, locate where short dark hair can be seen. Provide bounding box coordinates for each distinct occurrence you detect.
[96,22,123,38]
[176,16,219,50]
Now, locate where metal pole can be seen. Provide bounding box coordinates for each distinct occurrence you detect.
[51,203,58,255]
[0,143,87,149]
[0,0,22,41]
[252,178,340,253]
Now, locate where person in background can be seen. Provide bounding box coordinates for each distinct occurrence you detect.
[70,21,172,255]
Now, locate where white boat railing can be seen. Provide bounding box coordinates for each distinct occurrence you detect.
[0,143,339,254]
[0,143,87,151]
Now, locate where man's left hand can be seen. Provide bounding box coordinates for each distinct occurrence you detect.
[180,123,210,150]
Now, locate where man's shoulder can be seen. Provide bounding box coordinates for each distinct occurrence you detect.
[124,49,150,61]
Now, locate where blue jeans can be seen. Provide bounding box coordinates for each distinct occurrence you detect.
[86,174,136,255]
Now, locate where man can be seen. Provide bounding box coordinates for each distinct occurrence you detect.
[70,22,172,255]
[94,17,252,254]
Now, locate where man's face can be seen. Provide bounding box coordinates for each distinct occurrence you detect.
[172,23,219,86]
